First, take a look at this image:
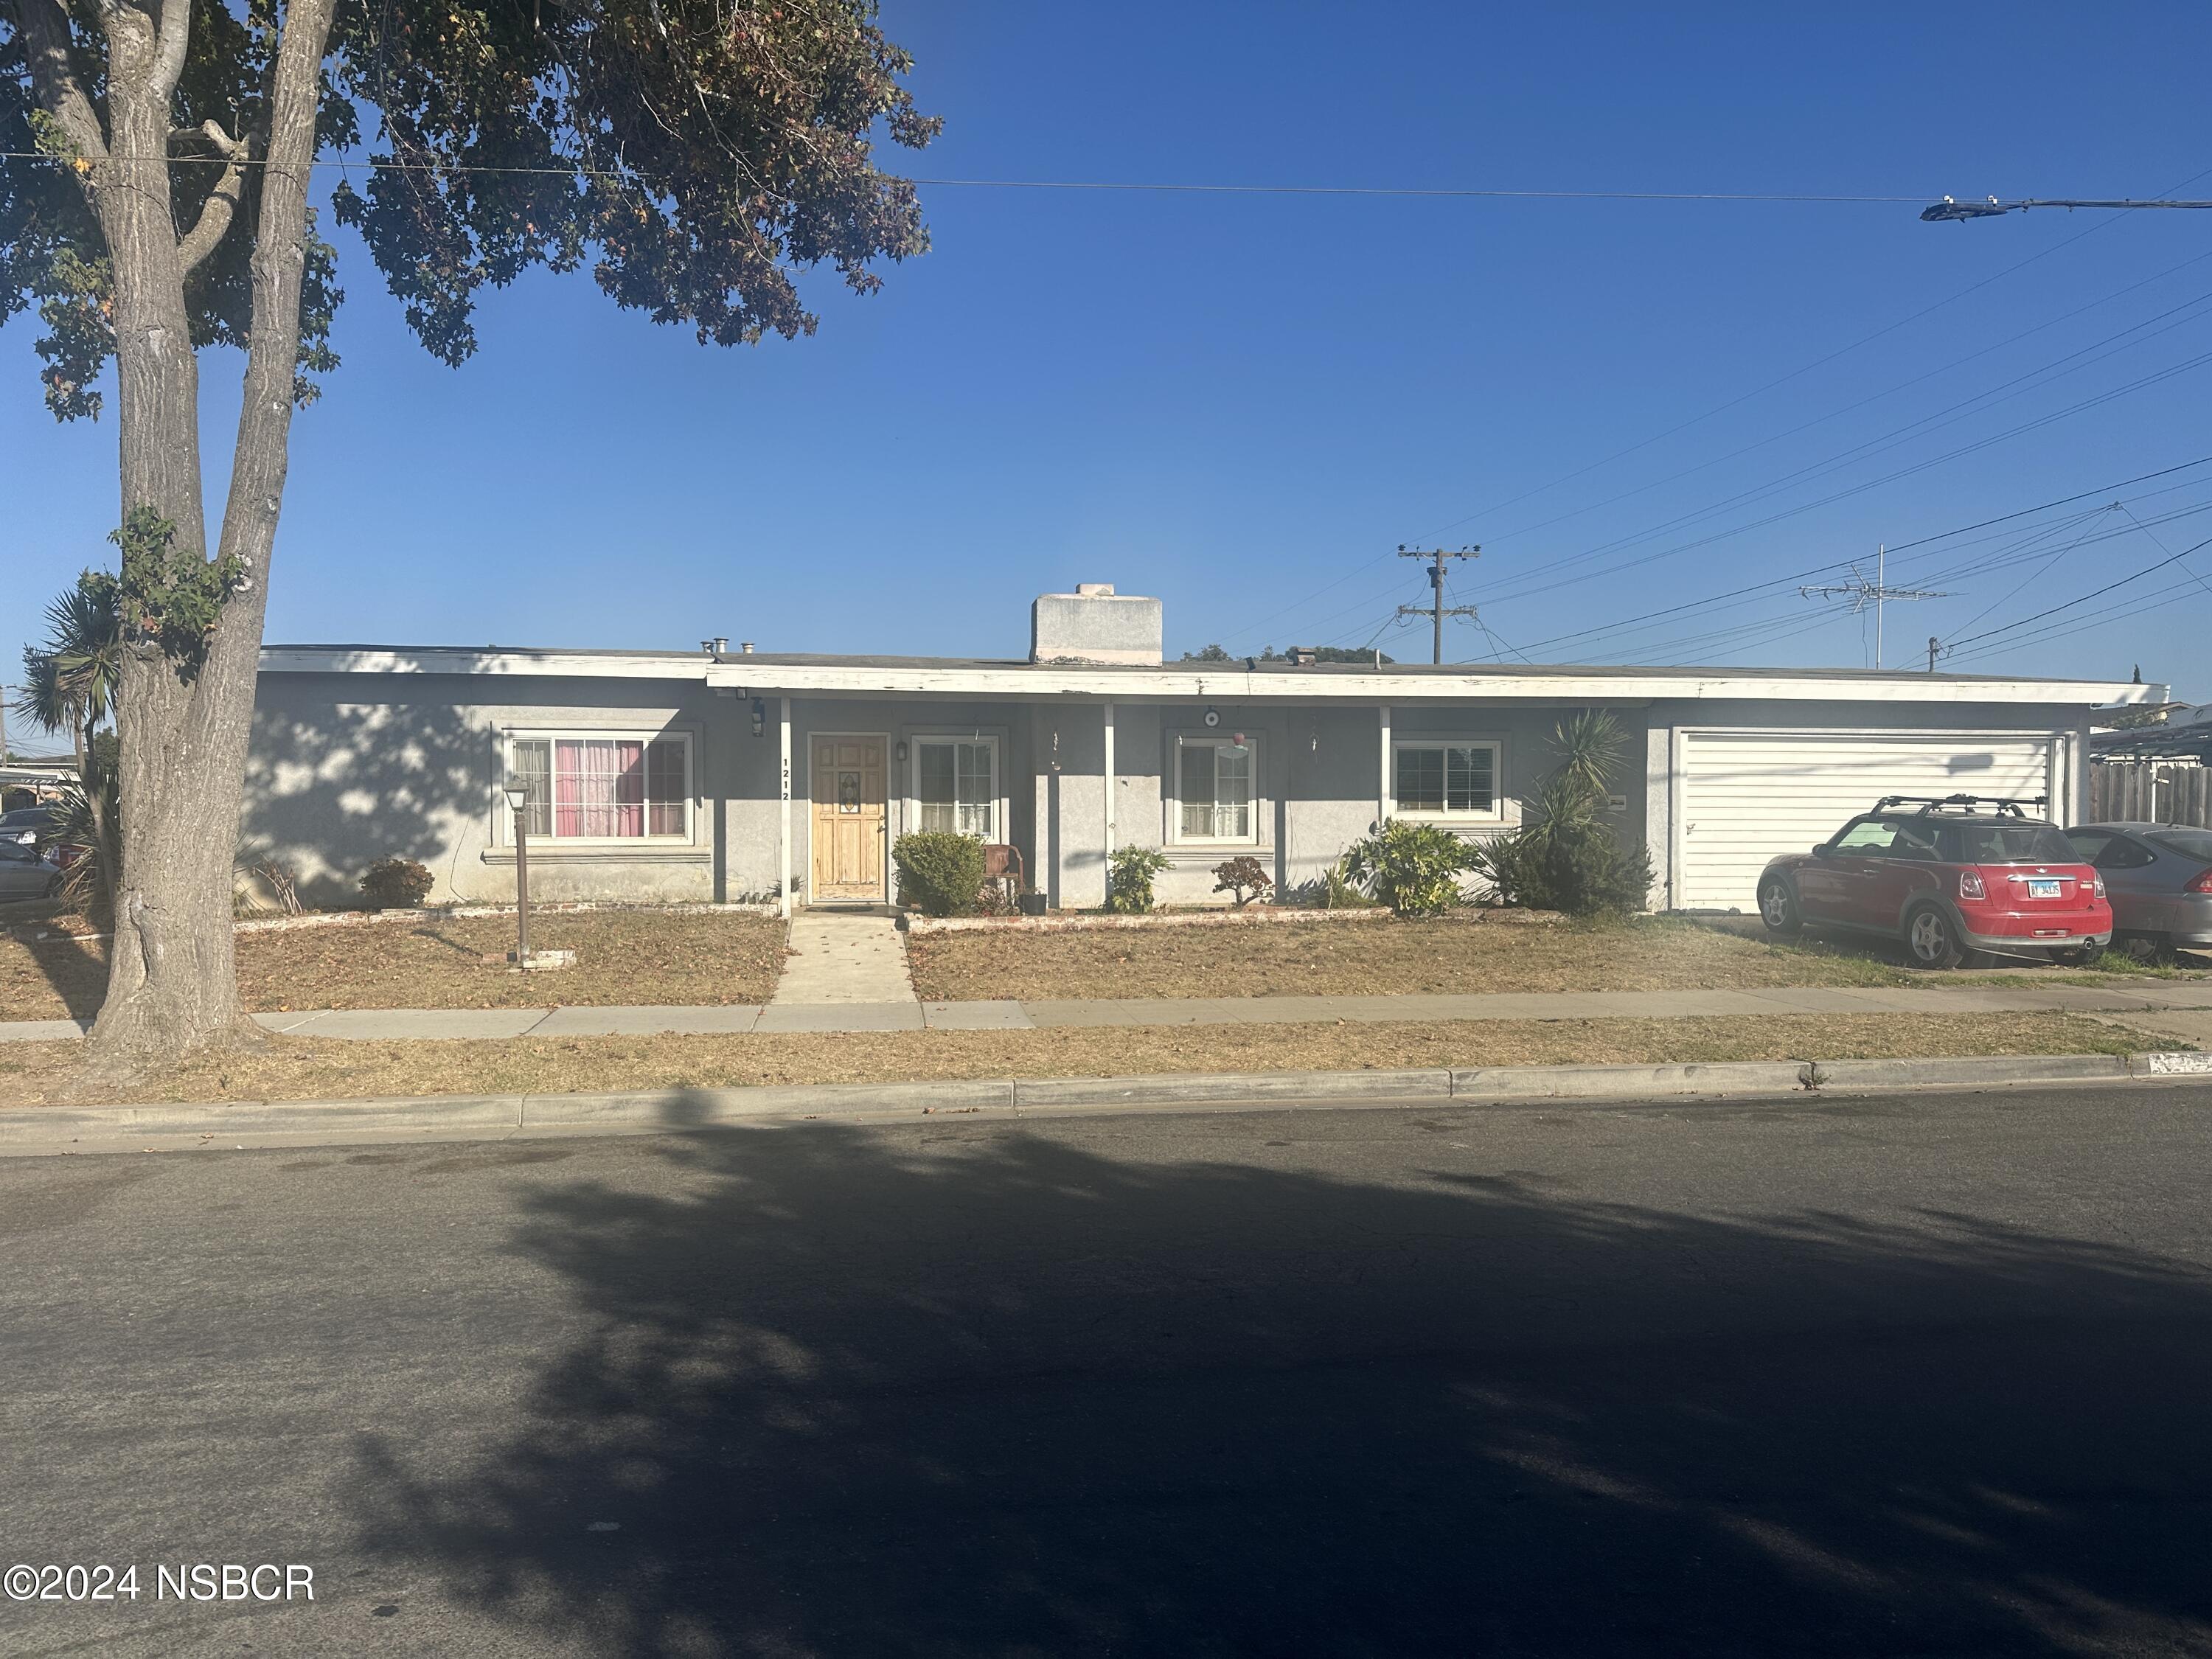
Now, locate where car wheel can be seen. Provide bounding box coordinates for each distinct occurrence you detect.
[1904,904,1965,970]
[1758,877,1803,939]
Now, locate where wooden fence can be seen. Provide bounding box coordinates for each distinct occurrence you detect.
[2090,760,2212,828]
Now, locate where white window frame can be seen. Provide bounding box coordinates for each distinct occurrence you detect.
[1390,737,1505,824]
[907,734,1004,841]
[1167,733,1263,847]
[499,728,697,846]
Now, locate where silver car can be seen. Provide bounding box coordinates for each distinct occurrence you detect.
[2064,822,2212,953]
[0,838,61,902]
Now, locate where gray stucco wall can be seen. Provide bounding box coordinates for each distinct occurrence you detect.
[245,672,739,906]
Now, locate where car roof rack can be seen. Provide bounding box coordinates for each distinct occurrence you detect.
[1874,793,2049,819]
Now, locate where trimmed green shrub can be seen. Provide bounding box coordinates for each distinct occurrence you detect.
[1106,844,1170,914]
[893,831,987,917]
[1341,821,1481,917]
[1211,855,1273,908]
[360,856,435,908]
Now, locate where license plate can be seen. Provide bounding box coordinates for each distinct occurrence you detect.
[2027,877,2062,899]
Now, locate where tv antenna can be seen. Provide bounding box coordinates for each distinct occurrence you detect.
[1800,546,1951,669]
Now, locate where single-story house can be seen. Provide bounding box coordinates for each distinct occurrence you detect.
[244,584,2163,914]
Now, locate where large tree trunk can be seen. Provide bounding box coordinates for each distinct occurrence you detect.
[44,0,339,1078]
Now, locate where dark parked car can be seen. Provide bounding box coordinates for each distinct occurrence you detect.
[1758,794,2112,969]
[0,804,58,848]
[2062,822,2212,954]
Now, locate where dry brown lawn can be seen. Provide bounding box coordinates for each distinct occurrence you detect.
[0,1012,2140,1107]
[906,915,1933,1001]
[0,910,787,1022]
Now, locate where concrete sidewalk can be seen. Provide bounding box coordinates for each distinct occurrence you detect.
[7,978,2211,1045]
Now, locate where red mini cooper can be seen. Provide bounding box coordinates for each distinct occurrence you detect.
[1757,795,2112,969]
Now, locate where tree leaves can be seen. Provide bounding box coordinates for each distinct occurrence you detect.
[1,0,935,397]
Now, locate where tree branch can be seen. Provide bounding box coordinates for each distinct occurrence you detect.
[173,121,262,274]
[15,0,111,164]
[152,0,192,102]
[212,0,337,579]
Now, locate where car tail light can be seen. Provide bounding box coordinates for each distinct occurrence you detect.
[2093,872,2107,899]
[2188,869,2212,896]
[1958,869,1986,901]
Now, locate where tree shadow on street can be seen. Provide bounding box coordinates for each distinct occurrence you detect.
[348,1113,2212,1656]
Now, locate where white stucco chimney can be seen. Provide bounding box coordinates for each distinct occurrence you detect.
[1031,584,1164,666]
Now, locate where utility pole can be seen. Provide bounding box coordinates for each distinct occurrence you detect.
[1927,636,1941,673]
[1395,545,1481,664]
[1800,547,1952,669]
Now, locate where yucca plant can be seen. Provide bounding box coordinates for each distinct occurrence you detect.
[1475,712,1652,917]
[21,573,125,917]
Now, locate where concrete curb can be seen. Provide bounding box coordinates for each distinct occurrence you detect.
[0,1051,2201,1150]
[1452,1060,1813,1099]
[1013,1068,1453,1107]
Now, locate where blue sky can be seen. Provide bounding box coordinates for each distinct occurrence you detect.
[7,0,2211,728]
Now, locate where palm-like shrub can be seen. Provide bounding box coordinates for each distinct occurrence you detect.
[1475,712,1652,917]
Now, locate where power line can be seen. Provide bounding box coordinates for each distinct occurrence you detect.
[1941,532,2212,653]
[1461,457,2212,660]
[0,152,1935,200]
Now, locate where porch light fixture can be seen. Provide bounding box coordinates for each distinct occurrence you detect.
[1203,708,1220,728]
[501,778,535,961]
[750,697,765,739]
[894,740,908,764]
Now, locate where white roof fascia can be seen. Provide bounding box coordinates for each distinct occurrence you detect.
[258,647,707,681]
[701,661,2155,707]
[256,647,2160,708]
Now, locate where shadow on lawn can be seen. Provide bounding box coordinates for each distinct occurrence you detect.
[348,1112,2212,1656]
[11,922,108,1020]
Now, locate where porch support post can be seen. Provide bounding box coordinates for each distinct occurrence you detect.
[1102,700,1116,900]
[779,697,793,918]
[1376,703,1391,828]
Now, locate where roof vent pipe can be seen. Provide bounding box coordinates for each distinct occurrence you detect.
[740,641,754,655]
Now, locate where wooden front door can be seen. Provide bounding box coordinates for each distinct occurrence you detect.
[810,736,887,902]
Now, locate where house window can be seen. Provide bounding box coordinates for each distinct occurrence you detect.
[1392,740,1501,819]
[505,734,691,841]
[1175,735,1258,844]
[915,737,998,838]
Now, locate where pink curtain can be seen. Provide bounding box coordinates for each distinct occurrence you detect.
[554,740,645,837]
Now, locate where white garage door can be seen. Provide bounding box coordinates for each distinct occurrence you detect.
[1675,729,2059,912]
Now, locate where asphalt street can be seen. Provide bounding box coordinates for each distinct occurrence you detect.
[4,1082,2212,1656]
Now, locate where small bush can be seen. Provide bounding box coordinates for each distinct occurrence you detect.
[1307,854,1381,909]
[1211,855,1273,908]
[360,856,435,909]
[1477,818,1650,917]
[1106,844,1171,914]
[1341,821,1481,917]
[893,832,987,917]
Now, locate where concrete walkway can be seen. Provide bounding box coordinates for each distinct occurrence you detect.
[759,909,926,1032]
[5,978,2211,1045]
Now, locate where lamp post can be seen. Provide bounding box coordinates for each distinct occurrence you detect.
[502,779,533,961]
